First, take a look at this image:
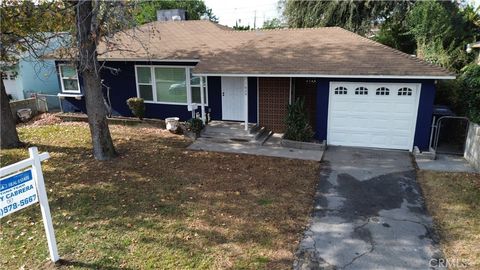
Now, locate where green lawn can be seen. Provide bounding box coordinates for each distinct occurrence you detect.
[0,121,319,269]
[417,170,480,270]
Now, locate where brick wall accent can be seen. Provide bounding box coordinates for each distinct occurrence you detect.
[294,78,317,130]
[258,77,290,132]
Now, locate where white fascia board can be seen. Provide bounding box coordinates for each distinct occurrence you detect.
[98,58,200,63]
[191,73,456,80]
[47,57,201,63]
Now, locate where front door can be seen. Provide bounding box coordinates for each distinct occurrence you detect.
[221,77,245,121]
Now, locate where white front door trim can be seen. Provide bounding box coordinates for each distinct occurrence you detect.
[327,82,421,151]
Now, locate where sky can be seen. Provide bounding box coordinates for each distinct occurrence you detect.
[204,0,280,28]
[204,0,480,28]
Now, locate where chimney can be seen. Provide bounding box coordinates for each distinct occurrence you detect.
[156,9,186,22]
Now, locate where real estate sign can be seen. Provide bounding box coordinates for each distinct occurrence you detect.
[0,147,59,262]
[0,169,38,218]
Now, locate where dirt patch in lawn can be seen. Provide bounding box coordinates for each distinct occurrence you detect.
[417,170,480,269]
[0,122,319,269]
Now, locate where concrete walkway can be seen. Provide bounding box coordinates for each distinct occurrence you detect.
[294,146,444,269]
[415,154,476,173]
[188,137,324,161]
[188,122,324,161]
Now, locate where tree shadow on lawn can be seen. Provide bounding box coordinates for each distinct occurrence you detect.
[42,259,135,270]
[15,129,318,269]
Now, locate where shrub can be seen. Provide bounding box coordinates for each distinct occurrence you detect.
[186,118,204,134]
[284,97,314,142]
[126,97,145,120]
[436,64,480,124]
[460,64,480,124]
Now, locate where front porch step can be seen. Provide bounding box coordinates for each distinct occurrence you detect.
[199,121,273,145]
[254,126,268,140]
[201,131,254,140]
[254,128,274,145]
[249,124,262,134]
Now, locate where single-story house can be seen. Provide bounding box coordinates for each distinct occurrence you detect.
[52,20,455,151]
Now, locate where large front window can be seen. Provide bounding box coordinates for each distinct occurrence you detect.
[135,66,207,105]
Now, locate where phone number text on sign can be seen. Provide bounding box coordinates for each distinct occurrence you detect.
[0,169,38,218]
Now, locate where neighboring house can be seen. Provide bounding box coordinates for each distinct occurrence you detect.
[3,33,68,109]
[2,69,20,99]
[51,20,454,152]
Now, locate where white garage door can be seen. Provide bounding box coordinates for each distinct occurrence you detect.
[328,82,421,151]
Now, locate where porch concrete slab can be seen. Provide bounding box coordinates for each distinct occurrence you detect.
[415,154,476,173]
[187,138,324,161]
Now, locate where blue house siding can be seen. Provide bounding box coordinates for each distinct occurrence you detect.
[61,97,86,113]
[314,78,436,150]
[207,76,222,120]
[248,77,258,123]
[315,79,330,141]
[413,81,436,150]
[59,61,213,121]
[19,59,61,109]
[58,66,257,123]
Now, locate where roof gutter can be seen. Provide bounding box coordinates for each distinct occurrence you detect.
[191,73,456,80]
[44,57,201,62]
[99,58,201,62]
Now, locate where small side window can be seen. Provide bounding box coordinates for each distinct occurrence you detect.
[376,87,390,96]
[59,65,80,93]
[355,87,368,95]
[398,87,413,96]
[334,86,348,95]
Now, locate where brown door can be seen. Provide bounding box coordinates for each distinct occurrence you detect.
[258,78,290,133]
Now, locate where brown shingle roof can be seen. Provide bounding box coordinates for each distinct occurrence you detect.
[98,20,454,78]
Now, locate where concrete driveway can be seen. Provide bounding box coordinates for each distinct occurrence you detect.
[294,146,444,270]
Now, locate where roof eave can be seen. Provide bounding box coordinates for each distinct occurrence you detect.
[190,72,456,80]
[97,57,201,62]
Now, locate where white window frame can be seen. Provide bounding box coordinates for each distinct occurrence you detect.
[334,86,348,95]
[134,66,156,102]
[354,87,368,95]
[398,87,413,96]
[376,87,390,96]
[58,64,81,93]
[190,74,209,106]
[134,65,207,106]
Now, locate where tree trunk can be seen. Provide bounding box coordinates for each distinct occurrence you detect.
[76,0,116,160]
[0,72,22,149]
[83,71,117,160]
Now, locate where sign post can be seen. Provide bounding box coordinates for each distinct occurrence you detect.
[0,147,59,262]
